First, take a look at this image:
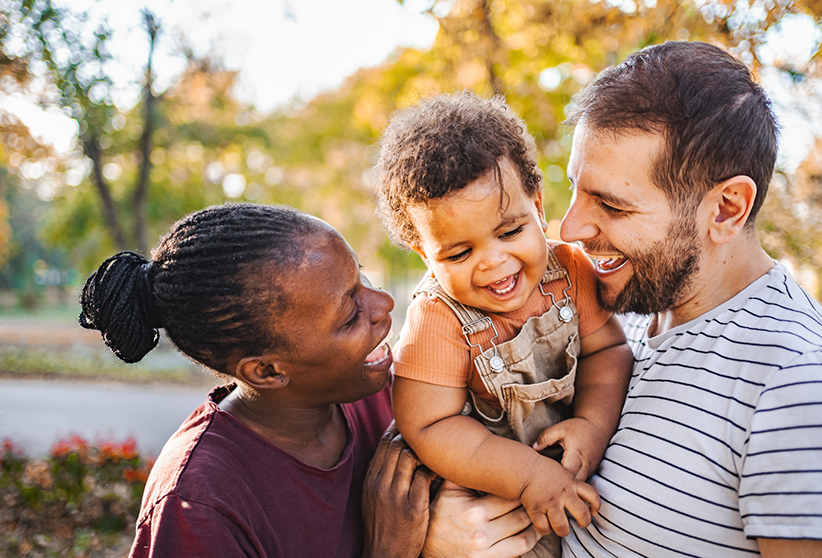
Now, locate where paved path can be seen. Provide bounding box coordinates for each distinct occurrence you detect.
[0,378,215,458]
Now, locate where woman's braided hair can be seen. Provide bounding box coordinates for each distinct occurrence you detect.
[79,203,319,373]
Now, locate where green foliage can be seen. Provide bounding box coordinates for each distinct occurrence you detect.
[2,0,822,294]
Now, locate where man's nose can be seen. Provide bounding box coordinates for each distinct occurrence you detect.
[560,197,598,243]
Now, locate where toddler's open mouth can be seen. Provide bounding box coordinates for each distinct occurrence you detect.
[487,272,518,295]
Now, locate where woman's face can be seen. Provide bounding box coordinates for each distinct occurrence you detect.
[271,225,395,406]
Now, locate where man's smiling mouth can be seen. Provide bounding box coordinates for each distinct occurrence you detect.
[593,256,628,272]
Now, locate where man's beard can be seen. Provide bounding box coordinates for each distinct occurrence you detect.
[592,218,701,316]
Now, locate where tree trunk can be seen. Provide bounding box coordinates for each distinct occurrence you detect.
[479,0,503,94]
[84,135,128,251]
[132,11,159,256]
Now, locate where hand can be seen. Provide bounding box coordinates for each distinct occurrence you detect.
[422,480,539,558]
[533,417,609,481]
[362,423,435,558]
[519,457,600,537]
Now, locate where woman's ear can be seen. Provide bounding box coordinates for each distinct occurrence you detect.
[234,355,290,390]
[706,175,757,245]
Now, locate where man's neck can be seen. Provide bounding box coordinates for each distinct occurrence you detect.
[650,237,774,337]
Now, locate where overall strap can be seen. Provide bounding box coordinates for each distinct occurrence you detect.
[541,243,569,286]
[414,275,492,333]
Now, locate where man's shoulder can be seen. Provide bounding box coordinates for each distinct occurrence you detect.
[736,262,822,344]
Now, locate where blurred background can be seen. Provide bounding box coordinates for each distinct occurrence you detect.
[1,0,822,554]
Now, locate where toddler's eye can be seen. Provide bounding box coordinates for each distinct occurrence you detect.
[500,226,524,239]
[446,249,471,262]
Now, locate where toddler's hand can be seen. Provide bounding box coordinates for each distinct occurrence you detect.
[532,417,609,481]
[519,458,600,537]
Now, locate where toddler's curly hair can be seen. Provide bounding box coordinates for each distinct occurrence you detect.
[375,92,541,248]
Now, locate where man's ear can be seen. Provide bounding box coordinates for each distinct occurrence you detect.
[234,355,290,390]
[705,175,757,245]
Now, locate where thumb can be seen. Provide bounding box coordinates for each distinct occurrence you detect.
[532,424,564,451]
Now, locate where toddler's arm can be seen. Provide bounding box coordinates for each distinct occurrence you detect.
[393,376,600,536]
[534,314,632,480]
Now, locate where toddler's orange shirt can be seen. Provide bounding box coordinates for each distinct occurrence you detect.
[393,241,611,410]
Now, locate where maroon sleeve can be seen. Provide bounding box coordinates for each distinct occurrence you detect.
[130,495,259,558]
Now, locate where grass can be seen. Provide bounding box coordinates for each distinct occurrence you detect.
[0,291,215,387]
[0,343,212,386]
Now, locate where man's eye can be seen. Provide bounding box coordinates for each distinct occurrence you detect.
[599,202,626,215]
[360,271,373,288]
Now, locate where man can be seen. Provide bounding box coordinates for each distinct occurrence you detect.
[559,41,822,557]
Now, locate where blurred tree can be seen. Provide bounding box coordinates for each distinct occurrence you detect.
[2,0,822,302]
[1,0,161,254]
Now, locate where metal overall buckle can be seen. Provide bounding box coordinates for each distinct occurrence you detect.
[462,317,505,372]
[540,274,574,323]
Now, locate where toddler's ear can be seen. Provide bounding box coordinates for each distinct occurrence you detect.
[411,243,429,266]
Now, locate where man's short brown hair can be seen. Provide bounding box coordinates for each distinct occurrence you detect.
[565,41,778,222]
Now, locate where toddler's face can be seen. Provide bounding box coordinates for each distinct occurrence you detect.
[408,157,549,314]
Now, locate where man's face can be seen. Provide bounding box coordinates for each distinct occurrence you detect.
[560,122,702,315]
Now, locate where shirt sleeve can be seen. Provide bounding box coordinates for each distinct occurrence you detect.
[393,293,473,388]
[131,495,259,558]
[739,350,822,541]
[551,242,612,338]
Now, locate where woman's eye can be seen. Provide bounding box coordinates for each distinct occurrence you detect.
[445,249,471,262]
[500,225,524,239]
[345,306,361,328]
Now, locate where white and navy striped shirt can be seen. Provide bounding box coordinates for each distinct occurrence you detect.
[564,262,822,557]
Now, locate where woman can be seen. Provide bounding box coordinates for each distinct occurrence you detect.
[79,203,537,558]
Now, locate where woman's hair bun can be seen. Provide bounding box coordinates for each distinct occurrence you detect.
[79,251,162,363]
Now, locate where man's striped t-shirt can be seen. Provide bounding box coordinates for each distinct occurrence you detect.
[564,261,822,557]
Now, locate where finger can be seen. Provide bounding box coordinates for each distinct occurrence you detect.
[574,460,590,482]
[578,481,601,516]
[565,495,593,529]
[529,510,553,536]
[367,430,396,482]
[486,525,539,558]
[391,447,420,493]
[486,504,532,539]
[383,420,400,438]
[547,506,571,537]
[561,451,583,479]
[375,434,406,489]
[474,491,528,520]
[409,465,435,511]
[532,425,563,451]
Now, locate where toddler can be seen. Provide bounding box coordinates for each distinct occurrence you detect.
[375,92,633,557]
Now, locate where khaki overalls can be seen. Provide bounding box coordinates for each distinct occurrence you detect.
[414,246,580,558]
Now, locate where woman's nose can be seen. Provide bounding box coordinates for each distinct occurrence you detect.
[367,286,395,323]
